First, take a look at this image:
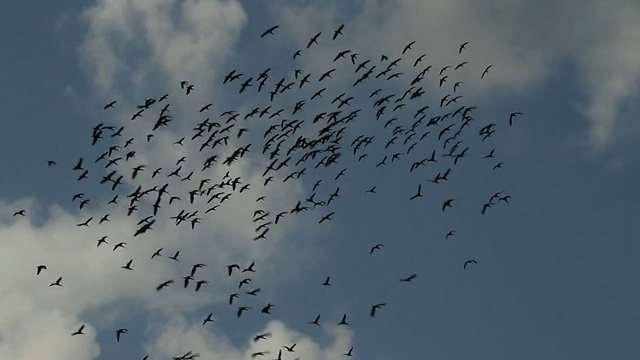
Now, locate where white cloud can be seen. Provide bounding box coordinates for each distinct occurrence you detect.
[146,318,352,360]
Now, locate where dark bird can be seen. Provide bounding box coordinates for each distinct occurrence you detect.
[260,25,279,37]
[243,262,256,273]
[464,259,478,269]
[261,303,274,314]
[13,210,26,216]
[442,198,455,211]
[399,274,417,282]
[332,24,344,40]
[229,293,240,305]
[71,325,85,336]
[169,251,180,261]
[409,184,423,200]
[370,303,387,317]
[202,313,214,325]
[322,276,331,286]
[156,279,173,291]
[49,277,63,287]
[402,40,415,54]
[77,217,93,227]
[509,112,523,125]
[307,32,321,48]
[283,343,296,352]
[253,332,271,342]
[481,64,493,79]
[338,313,349,325]
[122,259,133,271]
[308,314,320,326]
[344,347,354,357]
[36,265,47,275]
[483,149,495,159]
[115,328,127,342]
[369,244,384,254]
[458,41,469,54]
[104,100,117,109]
[237,306,251,318]
[195,280,208,292]
[227,264,241,276]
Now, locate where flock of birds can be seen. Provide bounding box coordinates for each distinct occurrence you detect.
[15,22,523,359]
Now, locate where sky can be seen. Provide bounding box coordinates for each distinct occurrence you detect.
[0,0,639,359]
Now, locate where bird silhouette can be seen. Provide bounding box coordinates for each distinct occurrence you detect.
[464,259,478,269]
[71,325,85,336]
[115,328,127,342]
[260,25,279,37]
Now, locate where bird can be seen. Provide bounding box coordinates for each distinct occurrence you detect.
[103,100,116,109]
[261,303,274,314]
[338,313,349,325]
[260,25,279,37]
[202,313,214,325]
[169,251,180,261]
[458,41,469,54]
[322,276,331,286]
[402,40,415,54]
[370,303,386,317]
[308,314,321,325]
[307,32,321,48]
[332,24,344,40]
[13,210,26,216]
[121,260,133,271]
[399,274,417,282]
[115,328,127,342]
[344,347,354,357]
[156,280,173,291]
[227,264,241,276]
[36,265,47,275]
[481,64,493,78]
[410,184,423,200]
[509,112,523,125]
[283,343,296,352]
[442,198,455,211]
[49,277,62,287]
[253,332,271,342]
[237,306,251,318]
[369,244,384,254]
[464,259,478,269]
[71,325,85,336]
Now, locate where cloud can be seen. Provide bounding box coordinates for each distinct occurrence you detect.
[274,0,640,150]
[146,318,353,359]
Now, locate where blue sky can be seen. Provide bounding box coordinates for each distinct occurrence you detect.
[0,1,639,359]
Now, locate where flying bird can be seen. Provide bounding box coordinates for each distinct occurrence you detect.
[71,325,85,336]
[115,328,127,342]
[49,277,62,287]
[399,274,417,282]
[464,259,478,269]
[369,244,384,254]
[36,265,47,275]
[370,303,387,317]
[260,25,279,37]
[509,112,523,125]
[458,41,469,54]
[332,24,344,40]
[481,64,493,79]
